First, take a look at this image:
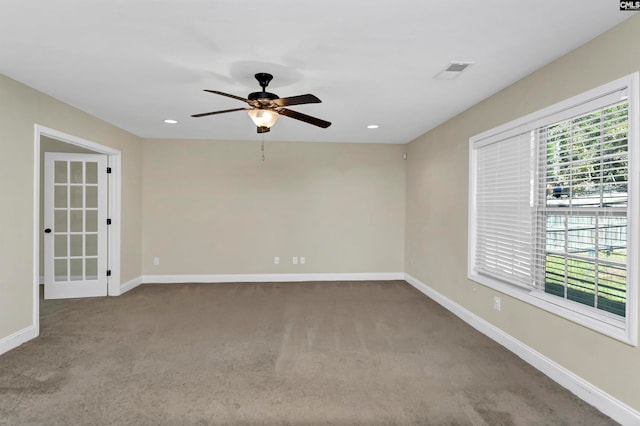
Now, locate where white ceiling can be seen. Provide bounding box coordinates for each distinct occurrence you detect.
[0,1,633,144]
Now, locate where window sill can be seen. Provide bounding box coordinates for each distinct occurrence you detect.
[468,271,636,346]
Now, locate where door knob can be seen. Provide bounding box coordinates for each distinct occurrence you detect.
[44,228,52,233]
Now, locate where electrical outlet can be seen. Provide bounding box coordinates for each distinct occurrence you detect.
[300,257,305,264]
[274,257,280,265]
[493,296,501,311]
[293,256,298,265]
[153,257,160,266]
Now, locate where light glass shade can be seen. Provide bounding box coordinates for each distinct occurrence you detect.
[248,109,280,128]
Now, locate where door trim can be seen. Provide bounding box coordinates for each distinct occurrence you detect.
[33,125,122,334]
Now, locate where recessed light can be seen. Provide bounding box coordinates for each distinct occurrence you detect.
[164,119,178,124]
[367,124,379,129]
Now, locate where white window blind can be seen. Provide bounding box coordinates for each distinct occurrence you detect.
[474,131,535,289]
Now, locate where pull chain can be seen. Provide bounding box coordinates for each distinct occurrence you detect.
[261,134,265,162]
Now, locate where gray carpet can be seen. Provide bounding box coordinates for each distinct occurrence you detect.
[0,281,616,425]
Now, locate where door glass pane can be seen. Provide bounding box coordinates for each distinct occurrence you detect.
[70,259,83,281]
[70,210,83,232]
[54,235,67,257]
[85,258,98,280]
[54,259,68,281]
[54,186,68,208]
[54,161,67,183]
[70,162,83,184]
[86,162,98,184]
[70,186,83,208]
[85,234,97,256]
[70,235,83,257]
[86,210,98,232]
[54,210,67,232]
[86,186,98,208]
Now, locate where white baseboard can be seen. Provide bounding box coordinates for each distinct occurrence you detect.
[113,273,403,294]
[0,325,37,356]
[142,272,404,284]
[404,273,640,426]
[115,276,143,296]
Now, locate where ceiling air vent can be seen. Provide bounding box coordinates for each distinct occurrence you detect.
[433,61,474,80]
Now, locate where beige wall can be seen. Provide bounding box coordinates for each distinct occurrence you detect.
[405,14,640,411]
[142,139,406,275]
[0,74,143,340]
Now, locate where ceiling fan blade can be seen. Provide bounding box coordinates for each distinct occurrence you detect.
[278,108,331,128]
[203,90,250,103]
[191,107,250,118]
[273,94,321,107]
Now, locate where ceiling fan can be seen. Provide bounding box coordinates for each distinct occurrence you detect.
[191,73,331,133]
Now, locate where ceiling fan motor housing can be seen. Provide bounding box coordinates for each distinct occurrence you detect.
[248,91,279,102]
[249,72,279,104]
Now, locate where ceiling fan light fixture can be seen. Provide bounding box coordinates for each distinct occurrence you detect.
[248,109,280,128]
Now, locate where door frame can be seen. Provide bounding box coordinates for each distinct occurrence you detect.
[33,125,122,331]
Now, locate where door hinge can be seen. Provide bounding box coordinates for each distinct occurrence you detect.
[106,270,112,277]
[107,167,112,174]
[107,218,112,225]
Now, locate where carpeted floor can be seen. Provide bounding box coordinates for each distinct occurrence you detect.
[0,281,617,425]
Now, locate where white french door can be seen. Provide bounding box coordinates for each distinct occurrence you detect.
[44,153,108,299]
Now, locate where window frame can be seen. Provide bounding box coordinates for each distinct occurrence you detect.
[468,73,639,345]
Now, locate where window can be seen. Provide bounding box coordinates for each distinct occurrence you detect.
[469,74,639,344]
[538,102,628,318]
